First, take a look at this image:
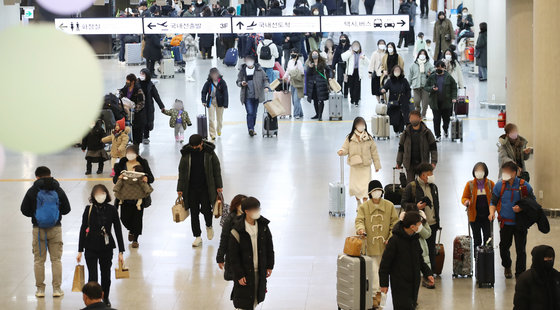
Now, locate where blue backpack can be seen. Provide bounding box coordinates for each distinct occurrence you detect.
[35,189,60,228]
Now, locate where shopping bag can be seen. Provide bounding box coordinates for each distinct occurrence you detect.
[269,79,281,91]
[329,79,342,93]
[263,99,285,118]
[72,264,85,292]
[115,260,130,279]
[343,236,364,257]
[213,192,224,218]
[172,195,189,223]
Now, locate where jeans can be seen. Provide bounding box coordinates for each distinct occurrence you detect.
[500,224,527,277]
[413,88,430,118]
[479,66,487,80]
[32,226,63,290]
[291,85,303,117]
[264,67,275,84]
[426,224,438,272]
[470,219,491,249]
[85,249,113,300]
[432,108,452,138]
[118,36,126,62]
[120,200,144,238]
[245,98,259,131]
[187,188,213,237]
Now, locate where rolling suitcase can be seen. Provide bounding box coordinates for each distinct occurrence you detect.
[451,116,463,142]
[337,254,375,310]
[262,111,278,137]
[383,167,403,206]
[433,228,445,276]
[159,58,175,79]
[197,108,208,139]
[125,43,143,65]
[454,87,469,116]
[476,224,495,288]
[329,92,344,121]
[329,156,346,217]
[452,217,473,278]
[371,115,390,139]
[224,48,238,66]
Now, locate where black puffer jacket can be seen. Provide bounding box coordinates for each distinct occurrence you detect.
[202,77,229,108]
[379,221,432,309]
[305,60,332,101]
[514,245,560,310]
[82,120,106,152]
[217,211,241,281]
[516,197,550,233]
[78,202,125,253]
[229,214,275,310]
[143,34,163,61]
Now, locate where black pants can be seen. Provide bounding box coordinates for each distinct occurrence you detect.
[336,62,349,97]
[313,100,325,118]
[470,218,491,249]
[120,200,144,238]
[86,160,104,172]
[187,188,213,237]
[146,59,156,77]
[426,223,438,272]
[348,68,361,104]
[85,249,113,300]
[200,47,212,58]
[499,224,527,277]
[432,108,451,138]
[364,0,375,14]
[143,110,155,139]
[221,36,235,50]
[420,0,429,15]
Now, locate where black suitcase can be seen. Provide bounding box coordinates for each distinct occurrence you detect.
[197,108,208,139]
[451,116,463,142]
[384,167,403,206]
[262,111,278,138]
[216,37,226,60]
[476,225,495,288]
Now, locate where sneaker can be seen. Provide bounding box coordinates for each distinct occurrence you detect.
[53,288,64,297]
[110,169,115,177]
[217,131,222,136]
[192,237,203,247]
[104,299,111,307]
[249,130,255,137]
[35,288,45,298]
[131,241,139,248]
[504,267,513,279]
[207,227,214,240]
[142,138,150,144]
[435,136,442,142]
[85,170,92,175]
[96,169,103,175]
[210,135,216,140]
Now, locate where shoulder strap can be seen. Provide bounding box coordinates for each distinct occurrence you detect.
[411,181,417,201]
[230,229,240,243]
[519,179,528,198]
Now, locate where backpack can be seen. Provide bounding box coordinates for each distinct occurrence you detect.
[259,42,273,60]
[35,189,60,228]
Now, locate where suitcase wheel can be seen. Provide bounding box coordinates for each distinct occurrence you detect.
[452,274,457,278]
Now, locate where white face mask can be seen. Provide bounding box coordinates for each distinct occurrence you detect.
[126,153,137,161]
[394,71,401,77]
[371,190,382,199]
[445,54,452,61]
[502,172,512,181]
[94,193,106,204]
[246,60,254,67]
[387,47,394,53]
[427,175,435,184]
[250,210,261,220]
[416,223,423,234]
[475,170,485,180]
[378,44,386,50]
[138,74,146,81]
[356,124,365,132]
[313,10,319,15]
[352,46,360,52]
[418,54,426,61]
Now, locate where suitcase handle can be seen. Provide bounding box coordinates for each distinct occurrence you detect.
[339,156,345,183]
[392,167,402,191]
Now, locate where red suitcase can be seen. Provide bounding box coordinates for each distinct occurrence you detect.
[455,87,469,117]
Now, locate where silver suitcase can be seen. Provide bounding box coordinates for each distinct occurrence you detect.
[329,92,344,121]
[329,156,345,216]
[159,59,175,79]
[371,115,390,139]
[125,43,143,65]
[337,254,375,310]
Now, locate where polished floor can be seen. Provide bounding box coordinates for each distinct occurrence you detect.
[1,1,556,310]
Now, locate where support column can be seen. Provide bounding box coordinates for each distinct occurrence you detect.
[470,0,488,77]
[0,1,21,32]
[485,0,506,105]
[506,0,533,140]
[532,0,560,208]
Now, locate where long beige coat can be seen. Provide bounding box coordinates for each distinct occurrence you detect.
[355,198,399,256]
[340,133,382,197]
[101,127,130,158]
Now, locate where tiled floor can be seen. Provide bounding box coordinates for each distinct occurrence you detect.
[0,1,555,310]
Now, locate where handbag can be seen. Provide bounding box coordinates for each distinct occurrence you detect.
[269,78,281,91]
[115,260,130,279]
[329,79,342,93]
[72,264,85,292]
[388,94,402,108]
[172,195,189,223]
[343,236,364,257]
[213,192,224,218]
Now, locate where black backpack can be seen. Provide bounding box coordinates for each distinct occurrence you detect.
[259,42,273,60]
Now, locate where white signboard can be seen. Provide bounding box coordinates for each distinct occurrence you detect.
[232,16,320,34]
[54,18,143,34]
[143,17,232,34]
[321,15,409,32]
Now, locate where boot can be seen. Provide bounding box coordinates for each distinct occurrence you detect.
[311,101,319,119]
[96,162,104,174]
[85,161,92,175]
[318,101,325,121]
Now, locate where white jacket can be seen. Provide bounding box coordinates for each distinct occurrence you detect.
[446,60,464,88]
[341,50,370,78]
[257,39,279,68]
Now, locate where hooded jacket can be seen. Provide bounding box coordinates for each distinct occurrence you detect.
[339,132,382,170]
[112,156,155,185]
[379,221,432,309]
[78,202,125,253]
[139,68,165,116]
[397,122,438,171]
[162,108,192,130]
[236,64,270,104]
[433,18,455,59]
[177,141,223,206]
[355,198,399,256]
[202,77,229,108]
[514,245,560,310]
[498,134,531,176]
[82,121,106,152]
[401,179,441,228]
[21,177,71,227]
[228,214,275,310]
[101,127,130,158]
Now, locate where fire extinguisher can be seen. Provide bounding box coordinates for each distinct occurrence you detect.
[498,110,506,128]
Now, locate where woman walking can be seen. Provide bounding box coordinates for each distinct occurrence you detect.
[381,65,412,135]
[368,39,387,103]
[341,40,369,106]
[216,194,247,280]
[305,50,332,121]
[409,49,434,118]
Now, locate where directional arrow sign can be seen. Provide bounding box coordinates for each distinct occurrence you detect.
[143,17,232,34]
[321,15,409,32]
[54,18,143,34]
[397,20,406,27]
[147,22,156,29]
[231,16,320,34]
[236,21,244,29]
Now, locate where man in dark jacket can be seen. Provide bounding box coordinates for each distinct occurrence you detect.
[229,197,275,310]
[81,282,117,310]
[401,163,440,274]
[21,166,71,298]
[143,34,163,78]
[202,67,229,140]
[424,60,457,141]
[138,68,165,145]
[514,245,560,310]
[397,111,438,183]
[177,134,223,247]
[379,211,434,309]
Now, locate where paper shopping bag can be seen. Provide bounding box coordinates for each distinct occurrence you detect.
[269,79,281,91]
[115,260,130,279]
[172,195,189,223]
[264,99,285,118]
[213,192,224,218]
[72,265,85,292]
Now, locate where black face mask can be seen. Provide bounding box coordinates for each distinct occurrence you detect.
[340,39,346,44]
[291,54,298,59]
[544,260,554,271]
[126,82,131,87]
[436,69,443,74]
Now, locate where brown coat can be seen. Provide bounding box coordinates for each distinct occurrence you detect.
[433,19,455,59]
[101,127,130,158]
[461,178,495,222]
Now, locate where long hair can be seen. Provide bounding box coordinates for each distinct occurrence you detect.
[229,194,248,214]
[415,49,430,62]
[350,40,362,54]
[309,49,327,70]
[347,117,370,141]
[444,48,458,70]
[89,184,112,204]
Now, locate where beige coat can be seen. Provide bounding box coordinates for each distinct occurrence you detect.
[355,198,399,256]
[339,133,382,170]
[101,127,130,158]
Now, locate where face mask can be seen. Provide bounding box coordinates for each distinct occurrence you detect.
[410,120,420,127]
[462,10,468,15]
[501,172,512,181]
[313,10,319,15]
[371,190,382,199]
[291,54,298,59]
[394,71,401,77]
[378,44,386,50]
[427,175,435,184]
[445,54,452,61]
[246,60,254,67]
[139,74,145,81]
[508,132,518,140]
[436,68,443,74]
[439,16,445,21]
[544,260,554,271]
[94,193,106,204]
[356,125,365,132]
[418,54,426,61]
[312,53,319,60]
[416,223,423,233]
[126,82,131,87]
[250,210,261,220]
[340,39,347,44]
[475,170,485,180]
[387,47,394,53]
[352,46,360,52]
[126,153,137,161]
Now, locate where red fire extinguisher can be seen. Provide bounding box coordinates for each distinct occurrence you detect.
[498,110,506,128]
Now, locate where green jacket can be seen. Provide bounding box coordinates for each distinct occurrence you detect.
[163,108,192,130]
[177,142,223,206]
[424,71,457,111]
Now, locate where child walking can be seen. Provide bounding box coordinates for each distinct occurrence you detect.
[163,99,192,143]
[82,120,109,175]
[183,35,199,82]
[101,118,130,177]
[113,165,153,211]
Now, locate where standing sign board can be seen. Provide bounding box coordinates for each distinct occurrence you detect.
[54,18,144,34]
[231,16,320,34]
[142,17,232,34]
[321,15,409,32]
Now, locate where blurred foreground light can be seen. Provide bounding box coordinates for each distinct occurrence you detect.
[36,0,96,15]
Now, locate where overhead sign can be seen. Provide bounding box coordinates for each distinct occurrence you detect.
[55,18,143,34]
[143,17,232,34]
[321,15,409,32]
[21,6,34,19]
[231,16,320,34]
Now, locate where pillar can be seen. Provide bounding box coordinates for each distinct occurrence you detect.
[470,0,488,76]
[0,1,21,32]
[506,0,533,140]
[486,0,506,105]
[532,0,560,208]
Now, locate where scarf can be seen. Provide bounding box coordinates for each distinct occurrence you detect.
[476,179,485,190]
[387,53,398,74]
[417,59,426,73]
[354,129,369,141]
